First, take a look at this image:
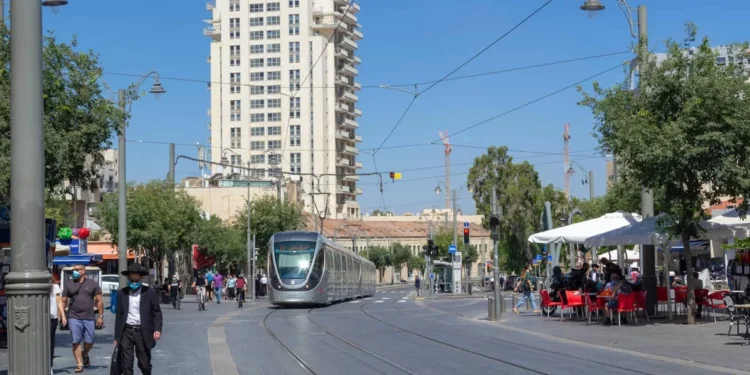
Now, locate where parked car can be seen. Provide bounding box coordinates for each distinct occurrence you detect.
[101,274,119,295]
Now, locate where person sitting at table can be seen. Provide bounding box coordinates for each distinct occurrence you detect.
[600,258,623,284]
[603,273,633,325]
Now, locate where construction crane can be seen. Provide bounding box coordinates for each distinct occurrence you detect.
[563,123,574,201]
[439,131,451,209]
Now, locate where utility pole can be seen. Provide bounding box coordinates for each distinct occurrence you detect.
[589,170,595,200]
[168,143,176,279]
[250,234,256,303]
[117,89,128,289]
[490,190,503,320]
[7,0,50,370]
[452,190,458,246]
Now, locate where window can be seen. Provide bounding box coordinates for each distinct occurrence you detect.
[230,127,242,148]
[267,2,280,11]
[268,140,282,150]
[289,42,300,63]
[269,154,282,165]
[267,85,281,94]
[289,14,300,36]
[250,31,264,40]
[267,30,280,39]
[251,86,264,95]
[289,0,299,8]
[268,126,282,136]
[251,169,265,178]
[717,56,727,65]
[290,125,301,147]
[230,100,241,121]
[230,73,241,94]
[251,113,265,123]
[289,68,301,91]
[250,58,264,68]
[250,17,263,27]
[250,44,264,54]
[250,141,265,150]
[267,43,281,53]
[289,97,300,119]
[250,127,265,136]
[267,57,281,67]
[229,18,240,39]
[250,72,264,81]
[267,71,281,81]
[230,45,241,66]
[250,155,265,164]
[268,113,282,122]
[250,99,264,109]
[290,152,301,174]
[230,0,240,11]
[267,16,280,25]
[267,99,281,108]
[249,3,263,12]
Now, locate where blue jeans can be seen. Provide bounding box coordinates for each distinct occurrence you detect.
[215,287,222,303]
[514,292,538,311]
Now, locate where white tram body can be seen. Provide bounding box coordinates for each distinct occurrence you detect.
[268,231,376,306]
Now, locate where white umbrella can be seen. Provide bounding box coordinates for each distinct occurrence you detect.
[584,215,748,247]
[708,209,750,227]
[528,211,642,244]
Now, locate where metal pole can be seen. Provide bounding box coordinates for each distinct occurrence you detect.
[491,190,502,320]
[251,234,256,303]
[452,190,458,246]
[636,5,657,316]
[168,143,175,186]
[589,170,595,200]
[6,0,50,372]
[118,89,129,289]
[246,180,254,302]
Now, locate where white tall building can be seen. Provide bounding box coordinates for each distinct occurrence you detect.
[205,0,363,219]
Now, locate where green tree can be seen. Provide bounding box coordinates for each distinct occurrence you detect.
[0,27,127,202]
[365,246,391,282]
[390,243,412,284]
[407,255,426,276]
[371,209,393,216]
[579,25,750,324]
[432,229,453,260]
[234,196,303,269]
[462,244,478,277]
[45,195,77,228]
[192,215,245,269]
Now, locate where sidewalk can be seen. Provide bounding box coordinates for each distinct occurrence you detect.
[502,309,750,372]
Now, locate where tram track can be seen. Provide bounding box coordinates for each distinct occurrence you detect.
[359,298,548,375]
[263,308,317,375]
[306,308,418,375]
[400,297,654,375]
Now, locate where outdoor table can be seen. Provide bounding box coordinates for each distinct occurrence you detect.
[733,304,750,340]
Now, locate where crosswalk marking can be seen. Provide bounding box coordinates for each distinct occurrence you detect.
[374,300,384,303]
[349,300,361,304]
[381,297,390,300]
[397,300,407,303]
[401,297,408,300]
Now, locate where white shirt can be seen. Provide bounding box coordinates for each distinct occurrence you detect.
[50,284,61,320]
[260,276,268,284]
[126,288,141,326]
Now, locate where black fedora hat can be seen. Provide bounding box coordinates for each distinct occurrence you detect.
[121,263,149,276]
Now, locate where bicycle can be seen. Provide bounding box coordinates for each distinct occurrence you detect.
[196,286,207,311]
[171,292,181,310]
[237,289,245,308]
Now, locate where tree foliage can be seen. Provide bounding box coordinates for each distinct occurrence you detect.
[390,243,412,283]
[408,255,426,275]
[365,246,391,282]
[0,27,127,202]
[233,196,303,268]
[192,215,245,268]
[371,209,393,216]
[579,25,750,324]
[462,244,478,276]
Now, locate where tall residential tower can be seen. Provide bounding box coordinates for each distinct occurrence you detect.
[205,0,363,219]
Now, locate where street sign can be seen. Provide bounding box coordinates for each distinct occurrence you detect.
[463,221,469,228]
[430,273,434,280]
[533,258,539,265]
[547,255,553,262]
[535,254,542,261]
[448,245,457,254]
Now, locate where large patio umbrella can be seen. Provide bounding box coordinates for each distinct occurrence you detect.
[708,209,750,227]
[529,211,642,244]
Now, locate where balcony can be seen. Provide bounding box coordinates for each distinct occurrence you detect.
[344,199,359,207]
[335,48,350,59]
[336,130,351,140]
[312,14,346,31]
[354,108,362,117]
[335,102,353,114]
[340,63,358,77]
[354,135,362,143]
[355,188,363,195]
[339,116,358,129]
[334,0,348,5]
[206,0,215,10]
[336,9,358,24]
[353,81,361,91]
[335,75,350,87]
[351,55,362,65]
[336,158,350,168]
[203,25,220,39]
[355,161,363,169]
[342,175,359,182]
[351,29,363,41]
[337,185,353,195]
[342,145,359,155]
[340,90,358,103]
[339,37,357,51]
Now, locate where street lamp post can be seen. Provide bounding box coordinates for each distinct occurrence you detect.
[580,0,656,315]
[117,72,166,289]
[6,1,67,372]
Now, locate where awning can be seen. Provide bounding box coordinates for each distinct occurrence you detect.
[659,240,709,253]
[53,254,102,266]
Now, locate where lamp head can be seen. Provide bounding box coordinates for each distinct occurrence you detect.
[149,80,166,100]
[580,0,605,11]
[434,185,442,195]
[42,0,68,14]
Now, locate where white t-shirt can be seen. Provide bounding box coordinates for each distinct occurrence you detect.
[50,284,61,320]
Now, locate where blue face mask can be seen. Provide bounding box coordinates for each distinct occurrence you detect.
[72,271,81,279]
[128,281,142,290]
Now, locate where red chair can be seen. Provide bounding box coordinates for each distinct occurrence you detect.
[564,290,585,320]
[540,290,562,320]
[585,293,606,325]
[706,290,729,322]
[656,286,668,313]
[674,286,687,315]
[634,290,649,321]
[616,293,637,326]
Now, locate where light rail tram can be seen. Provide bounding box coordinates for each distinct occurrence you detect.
[268,231,376,305]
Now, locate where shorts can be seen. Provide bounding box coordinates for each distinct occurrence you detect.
[68,319,95,344]
[607,300,618,310]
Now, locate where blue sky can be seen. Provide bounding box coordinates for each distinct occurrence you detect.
[39,0,750,215]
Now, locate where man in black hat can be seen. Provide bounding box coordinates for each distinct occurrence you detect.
[114,263,163,375]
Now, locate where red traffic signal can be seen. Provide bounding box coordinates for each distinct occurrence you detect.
[463,227,470,244]
[389,172,394,179]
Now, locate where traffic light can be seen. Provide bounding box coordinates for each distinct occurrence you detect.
[389,172,401,182]
[463,227,470,244]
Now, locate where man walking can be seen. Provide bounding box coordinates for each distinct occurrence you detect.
[206,270,214,302]
[62,264,104,373]
[414,275,421,297]
[213,271,224,303]
[114,263,163,375]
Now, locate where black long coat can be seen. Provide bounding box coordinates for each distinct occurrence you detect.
[114,285,163,349]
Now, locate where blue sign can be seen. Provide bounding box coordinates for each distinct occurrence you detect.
[448,245,457,254]
[547,255,553,262]
[463,221,469,228]
[430,273,434,279]
[533,258,539,265]
[535,254,542,261]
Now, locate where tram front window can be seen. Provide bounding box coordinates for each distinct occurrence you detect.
[274,241,316,279]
